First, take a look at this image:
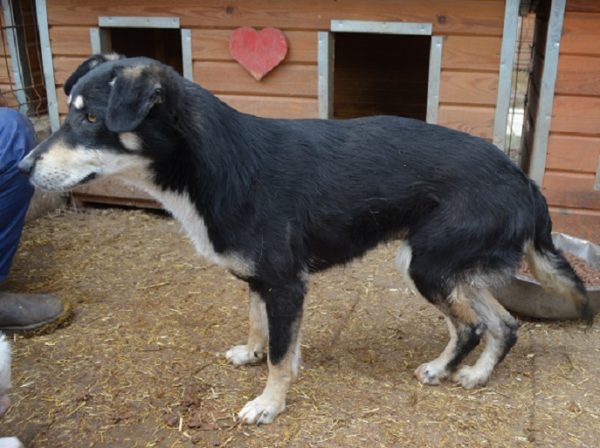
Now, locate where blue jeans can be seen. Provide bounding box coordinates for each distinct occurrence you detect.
[0,108,36,283]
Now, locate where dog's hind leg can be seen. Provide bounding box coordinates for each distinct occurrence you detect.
[413,283,486,385]
[400,242,486,385]
[397,242,481,383]
[453,286,518,388]
[237,278,305,425]
[226,287,268,366]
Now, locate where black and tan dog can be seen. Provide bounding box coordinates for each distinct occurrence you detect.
[18,55,592,425]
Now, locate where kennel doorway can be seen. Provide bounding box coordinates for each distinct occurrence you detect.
[106,27,183,75]
[333,33,430,120]
[89,17,193,81]
[318,21,442,123]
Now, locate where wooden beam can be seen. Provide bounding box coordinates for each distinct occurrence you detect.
[193,61,317,97]
[45,0,506,36]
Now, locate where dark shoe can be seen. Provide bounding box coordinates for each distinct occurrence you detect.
[0,292,72,335]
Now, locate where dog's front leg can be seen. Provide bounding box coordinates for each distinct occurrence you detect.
[238,280,305,425]
[226,287,268,365]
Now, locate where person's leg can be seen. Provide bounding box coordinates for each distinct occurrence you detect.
[0,108,71,334]
[0,108,35,281]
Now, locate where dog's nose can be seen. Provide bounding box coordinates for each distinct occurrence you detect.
[17,157,33,176]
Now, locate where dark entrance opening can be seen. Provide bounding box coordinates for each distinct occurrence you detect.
[333,33,430,120]
[106,27,183,75]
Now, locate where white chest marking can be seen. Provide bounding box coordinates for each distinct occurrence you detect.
[156,190,216,258]
[124,179,253,276]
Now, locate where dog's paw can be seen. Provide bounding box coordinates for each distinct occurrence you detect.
[452,365,489,389]
[225,345,265,366]
[414,362,449,385]
[238,394,285,425]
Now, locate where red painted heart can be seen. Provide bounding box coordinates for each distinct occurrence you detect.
[229,27,288,81]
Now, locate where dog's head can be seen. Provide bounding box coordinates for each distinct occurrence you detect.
[19,54,182,191]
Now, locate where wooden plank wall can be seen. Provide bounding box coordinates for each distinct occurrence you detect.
[47,0,505,140]
[544,0,600,242]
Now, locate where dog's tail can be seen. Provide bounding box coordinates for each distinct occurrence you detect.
[524,183,593,324]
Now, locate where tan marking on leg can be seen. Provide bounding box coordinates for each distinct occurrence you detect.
[225,290,269,366]
[238,320,302,425]
[448,285,479,325]
[415,316,457,384]
[248,290,268,350]
[454,332,502,388]
[454,286,516,388]
[478,287,515,323]
[226,289,268,366]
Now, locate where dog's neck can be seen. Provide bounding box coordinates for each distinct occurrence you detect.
[115,91,265,255]
[125,168,255,274]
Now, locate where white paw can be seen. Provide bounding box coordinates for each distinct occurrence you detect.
[453,365,490,389]
[225,345,265,366]
[238,394,285,425]
[414,361,449,385]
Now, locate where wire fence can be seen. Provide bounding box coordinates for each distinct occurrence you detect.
[0,0,47,116]
[507,13,535,165]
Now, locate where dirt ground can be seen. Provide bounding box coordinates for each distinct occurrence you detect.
[2,208,599,447]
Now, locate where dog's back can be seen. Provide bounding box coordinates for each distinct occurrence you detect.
[224,112,537,277]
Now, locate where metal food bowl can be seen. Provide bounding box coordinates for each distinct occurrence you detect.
[492,233,600,320]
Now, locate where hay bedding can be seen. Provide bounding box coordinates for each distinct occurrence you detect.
[2,208,599,447]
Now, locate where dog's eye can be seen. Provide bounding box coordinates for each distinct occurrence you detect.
[85,113,97,123]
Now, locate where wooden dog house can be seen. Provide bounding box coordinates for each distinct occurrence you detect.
[25,0,600,241]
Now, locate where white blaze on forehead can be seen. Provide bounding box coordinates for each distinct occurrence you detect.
[73,95,85,110]
[104,52,121,61]
[119,132,143,151]
[123,65,145,78]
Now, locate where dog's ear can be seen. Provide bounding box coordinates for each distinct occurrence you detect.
[64,53,125,96]
[106,67,163,133]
